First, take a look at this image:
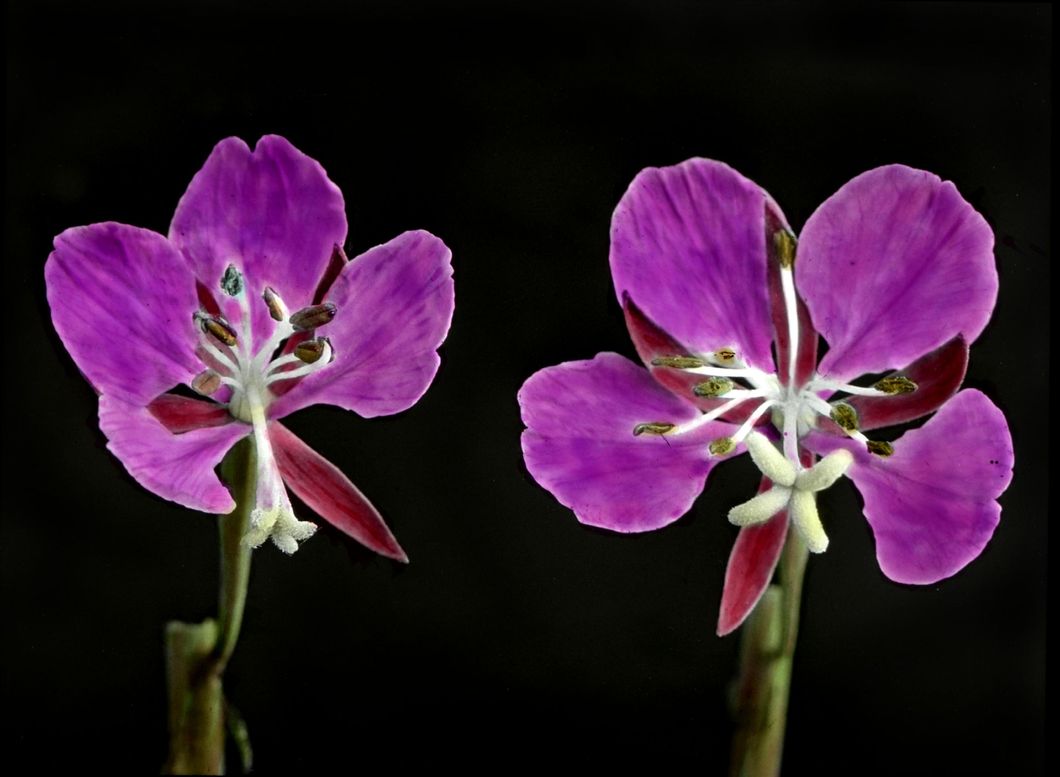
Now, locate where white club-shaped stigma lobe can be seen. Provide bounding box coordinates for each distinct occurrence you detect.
[727,433,853,553]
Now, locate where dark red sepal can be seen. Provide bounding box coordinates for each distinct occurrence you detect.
[270,421,408,562]
[147,393,234,434]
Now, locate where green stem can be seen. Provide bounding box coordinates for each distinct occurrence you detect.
[163,438,255,775]
[729,527,810,777]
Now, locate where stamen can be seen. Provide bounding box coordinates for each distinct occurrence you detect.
[651,356,706,369]
[779,264,799,387]
[686,365,764,380]
[265,340,334,385]
[198,339,240,377]
[773,228,797,269]
[220,264,244,297]
[263,286,287,322]
[293,339,327,364]
[830,402,859,432]
[669,394,766,437]
[194,311,238,347]
[633,422,675,436]
[289,302,337,331]
[693,377,735,397]
[191,370,222,396]
[731,400,778,445]
[806,376,916,397]
[711,348,738,366]
[867,440,894,457]
[872,376,918,395]
[709,437,736,456]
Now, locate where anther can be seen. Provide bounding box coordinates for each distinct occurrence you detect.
[633,422,675,436]
[651,356,706,369]
[872,376,918,395]
[867,440,894,457]
[195,312,238,347]
[709,437,736,456]
[713,348,737,365]
[263,286,287,321]
[191,369,222,396]
[290,302,337,331]
[693,377,735,397]
[220,264,244,297]
[830,402,859,432]
[294,339,327,364]
[773,228,798,269]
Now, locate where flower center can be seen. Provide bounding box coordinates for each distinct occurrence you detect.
[190,264,337,553]
[633,228,918,551]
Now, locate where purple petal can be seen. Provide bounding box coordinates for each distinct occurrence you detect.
[806,390,1013,584]
[519,352,734,533]
[717,489,788,636]
[797,165,996,382]
[169,135,347,346]
[610,159,775,373]
[98,394,248,514]
[269,230,454,419]
[270,421,408,562]
[45,223,201,405]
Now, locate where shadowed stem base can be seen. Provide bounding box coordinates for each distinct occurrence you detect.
[729,528,809,777]
[163,439,255,775]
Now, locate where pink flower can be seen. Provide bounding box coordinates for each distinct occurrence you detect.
[46,135,454,557]
[518,159,1012,633]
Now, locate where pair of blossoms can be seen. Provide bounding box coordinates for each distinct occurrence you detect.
[48,136,1012,634]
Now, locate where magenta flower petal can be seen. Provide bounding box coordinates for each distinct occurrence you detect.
[99,394,247,514]
[610,159,775,372]
[717,496,788,636]
[519,352,734,533]
[269,421,407,562]
[806,390,1013,584]
[45,223,201,405]
[270,230,455,420]
[797,165,997,382]
[169,135,347,344]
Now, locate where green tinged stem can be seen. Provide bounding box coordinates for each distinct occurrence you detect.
[729,528,809,777]
[163,438,255,775]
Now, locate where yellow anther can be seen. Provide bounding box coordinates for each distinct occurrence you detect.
[873,376,918,395]
[830,402,859,432]
[632,422,675,436]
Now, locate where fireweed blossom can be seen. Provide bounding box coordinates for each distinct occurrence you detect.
[519,159,1012,634]
[46,135,455,558]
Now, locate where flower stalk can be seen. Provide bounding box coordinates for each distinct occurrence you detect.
[728,528,809,777]
[163,438,255,775]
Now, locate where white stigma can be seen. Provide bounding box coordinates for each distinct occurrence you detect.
[728,432,853,552]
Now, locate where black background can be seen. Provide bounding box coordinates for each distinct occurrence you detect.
[4,1,1048,773]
